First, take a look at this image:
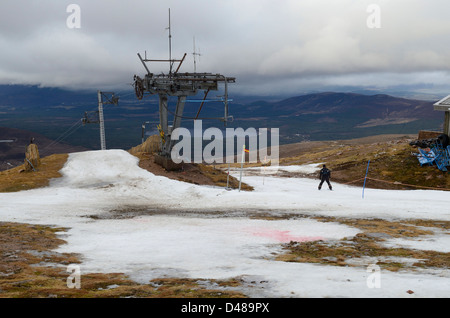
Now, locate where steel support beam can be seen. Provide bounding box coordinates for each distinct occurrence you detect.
[159,94,169,155]
[168,96,186,153]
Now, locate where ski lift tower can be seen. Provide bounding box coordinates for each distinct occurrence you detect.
[133,9,235,170]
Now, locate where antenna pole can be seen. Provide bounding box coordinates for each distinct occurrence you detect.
[192,36,201,73]
[193,37,197,73]
[168,8,172,75]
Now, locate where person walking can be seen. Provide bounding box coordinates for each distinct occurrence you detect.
[318,164,332,190]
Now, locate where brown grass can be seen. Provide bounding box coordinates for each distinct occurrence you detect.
[278,217,450,272]
[128,135,161,157]
[0,154,68,192]
[0,222,246,298]
[128,135,253,190]
[197,164,254,191]
[277,136,450,191]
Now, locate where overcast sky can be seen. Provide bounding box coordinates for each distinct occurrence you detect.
[1,0,450,97]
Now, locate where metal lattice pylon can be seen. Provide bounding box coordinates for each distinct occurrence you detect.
[82,91,119,150]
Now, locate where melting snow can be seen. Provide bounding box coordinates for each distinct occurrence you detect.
[0,149,448,298]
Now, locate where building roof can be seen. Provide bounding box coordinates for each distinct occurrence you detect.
[434,95,450,111]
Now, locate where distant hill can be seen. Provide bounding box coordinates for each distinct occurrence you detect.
[277,92,437,123]
[0,84,153,150]
[0,127,87,171]
[231,92,443,142]
[0,84,95,109]
[0,85,445,148]
[238,92,439,121]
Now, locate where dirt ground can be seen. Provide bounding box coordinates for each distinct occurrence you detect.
[277,134,416,158]
[137,153,219,186]
[133,134,416,185]
[132,133,449,192]
[275,134,450,191]
[135,152,254,191]
[1,133,446,193]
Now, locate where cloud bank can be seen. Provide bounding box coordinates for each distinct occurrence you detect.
[1,0,449,96]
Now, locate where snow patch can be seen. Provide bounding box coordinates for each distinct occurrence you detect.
[0,149,449,298]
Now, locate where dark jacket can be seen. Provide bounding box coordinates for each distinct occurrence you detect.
[319,168,331,180]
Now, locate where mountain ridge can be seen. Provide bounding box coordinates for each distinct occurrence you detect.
[244,91,438,118]
[0,85,444,148]
[0,126,87,171]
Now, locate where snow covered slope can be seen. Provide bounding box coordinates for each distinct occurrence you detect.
[0,149,448,298]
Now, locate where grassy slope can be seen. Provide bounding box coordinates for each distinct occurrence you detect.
[278,135,450,191]
[0,154,68,192]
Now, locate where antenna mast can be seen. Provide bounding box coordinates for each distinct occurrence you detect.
[168,8,173,74]
[192,36,201,73]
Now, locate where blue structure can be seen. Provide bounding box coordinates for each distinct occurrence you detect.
[432,144,450,172]
[416,148,436,167]
[415,138,450,172]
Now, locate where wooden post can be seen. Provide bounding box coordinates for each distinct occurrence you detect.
[24,143,40,172]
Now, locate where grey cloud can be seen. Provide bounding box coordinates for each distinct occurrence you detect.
[0,0,450,95]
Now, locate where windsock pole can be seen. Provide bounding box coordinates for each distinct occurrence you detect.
[362,160,370,199]
[226,163,230,190]
[239,145,246,192]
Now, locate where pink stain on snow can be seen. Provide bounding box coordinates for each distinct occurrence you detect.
[251,229,324,243]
